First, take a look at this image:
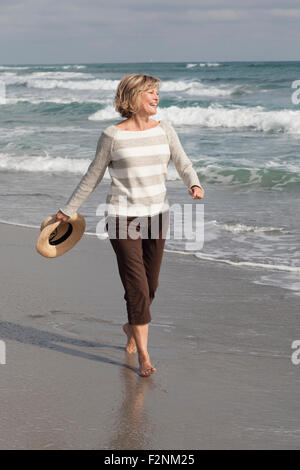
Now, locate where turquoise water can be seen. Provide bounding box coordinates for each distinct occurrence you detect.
[0,61,300,293]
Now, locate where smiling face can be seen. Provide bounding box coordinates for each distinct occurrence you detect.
[137,87,160,116]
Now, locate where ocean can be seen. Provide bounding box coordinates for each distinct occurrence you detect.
[0,61,300,296]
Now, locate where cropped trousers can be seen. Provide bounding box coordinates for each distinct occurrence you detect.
[105,211,169,325]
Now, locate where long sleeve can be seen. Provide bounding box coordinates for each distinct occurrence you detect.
[59,129,113,218]
[163,121,203,190]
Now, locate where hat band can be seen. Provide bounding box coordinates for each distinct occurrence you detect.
[49,223,73,246]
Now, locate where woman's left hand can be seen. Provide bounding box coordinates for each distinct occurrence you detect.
[189,185,204,199]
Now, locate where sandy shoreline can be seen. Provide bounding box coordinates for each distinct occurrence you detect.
[0,221,300,449]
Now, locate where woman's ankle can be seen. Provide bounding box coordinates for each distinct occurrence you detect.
[138,350,150,362]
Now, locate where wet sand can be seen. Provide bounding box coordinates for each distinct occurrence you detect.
[0,221,300,449]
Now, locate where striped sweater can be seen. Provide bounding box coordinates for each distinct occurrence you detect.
[59,120,203,219]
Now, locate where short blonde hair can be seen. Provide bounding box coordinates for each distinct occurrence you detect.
[114,73,161,119]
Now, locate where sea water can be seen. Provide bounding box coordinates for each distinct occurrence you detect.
[0,61,299,294]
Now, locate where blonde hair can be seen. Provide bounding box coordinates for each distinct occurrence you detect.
[114,73,161,119]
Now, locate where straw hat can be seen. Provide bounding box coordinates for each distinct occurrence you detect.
[36,212,86,258]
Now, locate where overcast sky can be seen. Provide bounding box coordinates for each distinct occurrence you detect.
[0,0,299,64]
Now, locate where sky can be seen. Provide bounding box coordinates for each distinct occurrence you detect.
[0,0,299,64]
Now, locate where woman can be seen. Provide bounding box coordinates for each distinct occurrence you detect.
[55,73,204,377]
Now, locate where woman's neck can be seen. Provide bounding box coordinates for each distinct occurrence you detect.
[119,115,157,131]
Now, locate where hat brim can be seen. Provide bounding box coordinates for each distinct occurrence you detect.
[36,212,86,258]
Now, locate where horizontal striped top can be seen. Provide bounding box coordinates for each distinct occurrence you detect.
[59,120,203,219]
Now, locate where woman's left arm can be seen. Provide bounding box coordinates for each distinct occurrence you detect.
[165,122,204,199]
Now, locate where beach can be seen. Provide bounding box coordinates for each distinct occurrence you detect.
[0,221,300,450]
[1,61,300,297]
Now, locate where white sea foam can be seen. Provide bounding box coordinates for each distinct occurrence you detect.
[199,63,220,67]
[0,153,189,181]
[1,72,94,86]
[6,145,295,190]
[193,252,300,273]
[1,73,240,97]
[167,165,186,181]
[3,151,290,190]
[5,97,111,105]
[162,247,300,273]
[186,63,220,68]
[0,214,298,276]
[88,105,119,121]
[0,219,40,229]
[31,71,93,79]
[254,275,300,294]
[160,104,300,134]
[0,66,30,70]
[88,103,300,134]
[160,80,233,96]
[185,85,234,96]
[0,71,17,78]
[62,65,86,69]
[155,104,300,133]
[0,126,101,140]
[0,153,110,176]
[0,127,38,138]
[212,220,286,234]
[26,78,119,90]
[0,218,104,235]
[265,159,300,173]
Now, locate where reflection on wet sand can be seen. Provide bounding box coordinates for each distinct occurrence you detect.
[106,353,156,450]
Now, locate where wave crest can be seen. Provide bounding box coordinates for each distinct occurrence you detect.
[88,103,300,135]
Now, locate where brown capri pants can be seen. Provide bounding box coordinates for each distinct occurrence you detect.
[105,211,169,325]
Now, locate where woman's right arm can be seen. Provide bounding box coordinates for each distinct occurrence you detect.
[56,129,114,221]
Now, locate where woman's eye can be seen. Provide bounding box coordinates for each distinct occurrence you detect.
[147,90,159,97]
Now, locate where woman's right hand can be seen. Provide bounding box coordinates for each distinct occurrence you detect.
[55,210,70,223]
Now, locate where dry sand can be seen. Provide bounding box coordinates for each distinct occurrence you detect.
[0,222,300,449]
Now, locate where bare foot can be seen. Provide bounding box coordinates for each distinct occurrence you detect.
[138,352,157,377]
[123,323,137,354]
